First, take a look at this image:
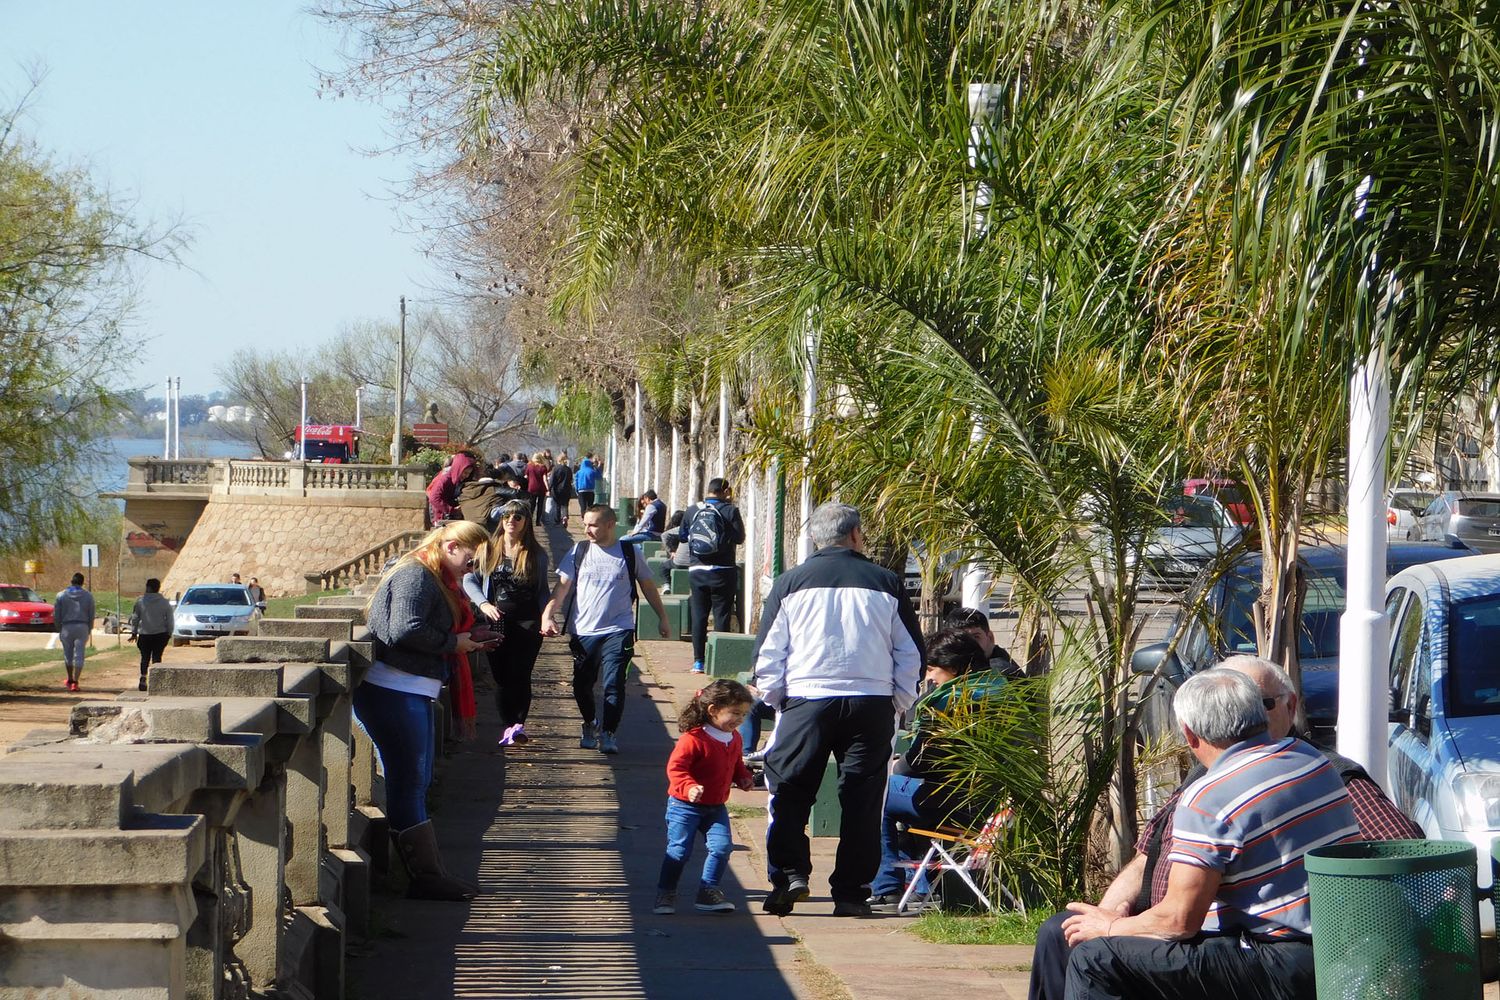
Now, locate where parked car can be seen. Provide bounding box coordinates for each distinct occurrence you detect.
[1182,478,1254,527]
[1387,487,1437,541]
[1413,491,1500,553]
[1133,494,1243,588]
[1384,553,1500,945]
[0,585,54,631]
[172,584,263,645]
[1130,542,1475,809]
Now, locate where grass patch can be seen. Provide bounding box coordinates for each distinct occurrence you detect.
[727,803,767,819]
[909,909,1049,946]
[265,589,350,619]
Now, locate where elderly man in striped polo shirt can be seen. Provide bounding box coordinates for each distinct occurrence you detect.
[1060,667,1360,1000]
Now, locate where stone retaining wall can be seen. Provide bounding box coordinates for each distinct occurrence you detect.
[162,495,424,599]
[0,593,392,999]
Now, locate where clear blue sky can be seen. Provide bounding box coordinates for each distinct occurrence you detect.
[2,2,444,397]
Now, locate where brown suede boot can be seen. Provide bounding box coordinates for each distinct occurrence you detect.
[394,821,480,901]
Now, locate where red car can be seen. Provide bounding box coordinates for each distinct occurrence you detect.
[0,584,55,631]
[1182,478,1254,528]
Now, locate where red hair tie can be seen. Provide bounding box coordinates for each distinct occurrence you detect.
[694,689,704,698]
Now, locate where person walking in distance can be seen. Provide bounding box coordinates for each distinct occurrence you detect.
[129,578,174,692]
[54,573,95,692]
[754,502,924,916]
[653,680,757,915]
[245,576,266,606]
[542,504,672,754]
[684,477,746,674]
[464,500,550,747]
[574,453,601,517]
[549,452,576,527]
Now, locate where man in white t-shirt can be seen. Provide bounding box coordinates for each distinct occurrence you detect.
[543,504,671,754]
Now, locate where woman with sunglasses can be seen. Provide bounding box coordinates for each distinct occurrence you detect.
[358,520,494,901]
[464,500,551,746]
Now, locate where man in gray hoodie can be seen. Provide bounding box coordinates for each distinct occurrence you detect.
[54,573,94,692]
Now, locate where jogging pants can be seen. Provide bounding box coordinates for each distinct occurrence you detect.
[763,695,895,903]
[59,623,91,670]
[689,570,737,663]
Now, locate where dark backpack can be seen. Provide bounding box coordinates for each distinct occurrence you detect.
[564,539,639,626]
[687,503,728,557]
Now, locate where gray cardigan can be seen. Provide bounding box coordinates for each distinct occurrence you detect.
[366,562,458,680]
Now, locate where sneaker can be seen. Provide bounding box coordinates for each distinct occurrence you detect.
[691,661,705,674]
[63,678,74,691]
[833,899,873,918]
[867,893,903,914]
[138,676,148,692]
[743,749,767,765]
[695,886,735,913]
[509,723,529,746]
[652,890,676,915]
[762,876,810,915]
[580,722,599,750]
[600,730,619,755]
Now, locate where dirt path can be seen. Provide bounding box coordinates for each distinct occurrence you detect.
[0,636,218,750]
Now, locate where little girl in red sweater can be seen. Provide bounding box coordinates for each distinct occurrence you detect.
[653,679,756,914]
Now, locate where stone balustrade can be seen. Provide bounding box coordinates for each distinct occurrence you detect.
[0,592,388,999]
[123,458,429,498]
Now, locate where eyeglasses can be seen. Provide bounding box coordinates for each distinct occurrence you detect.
[504,513,527,522]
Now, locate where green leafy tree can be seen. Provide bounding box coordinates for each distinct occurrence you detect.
[0,93,181,550]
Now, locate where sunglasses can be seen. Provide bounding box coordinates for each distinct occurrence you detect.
[504,513,528,521]
[1262,695,1282,711]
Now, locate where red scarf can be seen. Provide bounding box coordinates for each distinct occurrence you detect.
[441,566,477,724]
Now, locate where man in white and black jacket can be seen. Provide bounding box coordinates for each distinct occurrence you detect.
[754,502,925,917]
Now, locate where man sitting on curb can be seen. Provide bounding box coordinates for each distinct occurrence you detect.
[1029,655,1420,1000]
[1048,666,1362,999]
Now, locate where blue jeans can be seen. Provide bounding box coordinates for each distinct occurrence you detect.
[871,773,930,898]
[353,681,435,832]
[569,629,634,733]
[737,698,777,752]
[657,797,733,891]
[618,531,660,545]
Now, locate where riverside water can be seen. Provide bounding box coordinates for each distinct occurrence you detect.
[93,436,257,497]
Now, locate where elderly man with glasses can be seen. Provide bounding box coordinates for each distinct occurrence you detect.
[1028,655,1422,1000]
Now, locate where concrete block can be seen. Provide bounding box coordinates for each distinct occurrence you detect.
[11,744,209,817]
[257,617,352,642]
[316,595,368,608]
[284,904,344,1000]
[217,635,331,664]
[670,567,692,595]
[0,761,132,831]
[706,633,758,677]
[296,603,366,625]
[327,847,370,936]
[331,640,372,677]
[638,594,687,638]
[70,697,222,744]
[0,814,205,885]
[152,662,320,699]
[641,539,663,559]
[810,757,841,837]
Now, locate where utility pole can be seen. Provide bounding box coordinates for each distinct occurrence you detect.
[163,378,171,459]
[392,296,406,465]
[355,385,363,428]
[298,378,308,460]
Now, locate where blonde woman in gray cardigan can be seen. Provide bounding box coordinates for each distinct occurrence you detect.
[358,520,492,901]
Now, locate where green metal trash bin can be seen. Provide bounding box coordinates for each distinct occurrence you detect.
[1305,839,1480,1000]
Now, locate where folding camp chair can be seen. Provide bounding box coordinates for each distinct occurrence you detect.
[895,808,1021,915]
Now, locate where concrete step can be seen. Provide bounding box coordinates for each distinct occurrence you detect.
[296,604,366,625]
[257,617,353,642]
[317,596,368,608]
[217,636,332,665]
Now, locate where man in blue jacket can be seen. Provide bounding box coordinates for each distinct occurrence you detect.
[753,502,925,917]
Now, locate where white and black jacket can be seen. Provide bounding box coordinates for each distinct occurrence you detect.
[753,546,925,712]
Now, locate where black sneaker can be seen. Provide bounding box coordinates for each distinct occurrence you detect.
[695,886,735,912]
[761,876,811,915]
[833,899,873,917]
[866,893,903,914]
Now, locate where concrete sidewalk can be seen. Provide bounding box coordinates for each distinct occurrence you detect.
[636,628,1035,1000]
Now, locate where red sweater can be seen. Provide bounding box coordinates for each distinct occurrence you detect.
[666,727,754,805]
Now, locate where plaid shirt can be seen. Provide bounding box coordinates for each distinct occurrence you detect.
[1137,765,1422,908]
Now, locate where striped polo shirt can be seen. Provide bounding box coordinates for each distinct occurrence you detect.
[1169,735,1359,939]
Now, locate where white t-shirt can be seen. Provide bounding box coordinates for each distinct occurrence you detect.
[557,541,651,636]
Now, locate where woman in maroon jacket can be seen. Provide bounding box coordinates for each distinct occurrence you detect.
[426,452,477,524]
